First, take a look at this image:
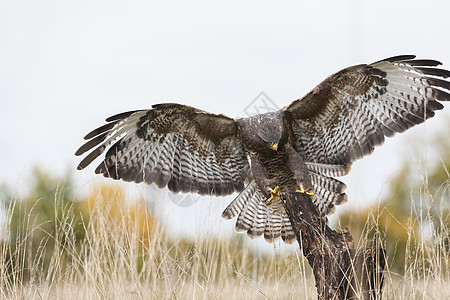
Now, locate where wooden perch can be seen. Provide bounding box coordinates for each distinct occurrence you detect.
[281,192,386,300]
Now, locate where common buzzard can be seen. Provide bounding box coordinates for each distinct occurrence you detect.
[76,55,450,244]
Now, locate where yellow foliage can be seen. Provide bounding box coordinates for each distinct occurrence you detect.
[78,185,154,249]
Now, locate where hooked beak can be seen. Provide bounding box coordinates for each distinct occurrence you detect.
[272,143,278,151]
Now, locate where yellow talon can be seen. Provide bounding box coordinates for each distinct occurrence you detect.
[296,184,314,196]
[268,186,280,202]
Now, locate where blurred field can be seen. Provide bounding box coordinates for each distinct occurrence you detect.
[0,170,448,299]
[0,181,316,299]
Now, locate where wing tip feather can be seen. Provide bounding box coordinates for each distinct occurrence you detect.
[373,54,416,64]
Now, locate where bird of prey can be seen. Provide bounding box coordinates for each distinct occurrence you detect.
[76,55,450,244]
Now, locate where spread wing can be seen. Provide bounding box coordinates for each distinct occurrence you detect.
[76,103,249,196]
[285,55,450,165]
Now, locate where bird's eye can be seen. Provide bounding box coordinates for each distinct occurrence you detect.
[258,136,267,144]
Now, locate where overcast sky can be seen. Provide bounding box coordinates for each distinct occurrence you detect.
[1,0,449,251]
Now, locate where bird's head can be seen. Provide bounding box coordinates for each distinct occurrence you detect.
[238,112,286,152]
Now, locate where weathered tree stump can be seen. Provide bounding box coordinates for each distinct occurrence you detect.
[281,192,385,300]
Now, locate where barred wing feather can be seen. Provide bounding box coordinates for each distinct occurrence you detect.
[76,103,249,197]
[286,55,450,166]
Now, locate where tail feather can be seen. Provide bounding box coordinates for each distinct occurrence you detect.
[281,216,296,244]
[247,199,268,238]
[221,181,257,219]
[264,208,283,243]
[235,192,260,232]
[222,181,296,243]
[221,162,349,244]
[308,166,349,216]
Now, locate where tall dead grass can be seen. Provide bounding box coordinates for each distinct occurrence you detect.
[0,188,314,299]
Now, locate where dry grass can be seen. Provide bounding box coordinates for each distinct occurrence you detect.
[0,188,315,300]
[0,184,448,300]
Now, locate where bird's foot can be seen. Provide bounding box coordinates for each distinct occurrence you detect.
[296,184,314,196]
[267,186,280,203]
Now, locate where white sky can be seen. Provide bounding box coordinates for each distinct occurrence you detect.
[1,0,449,252]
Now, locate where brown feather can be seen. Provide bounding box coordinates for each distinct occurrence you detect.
[285,56,450,165]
